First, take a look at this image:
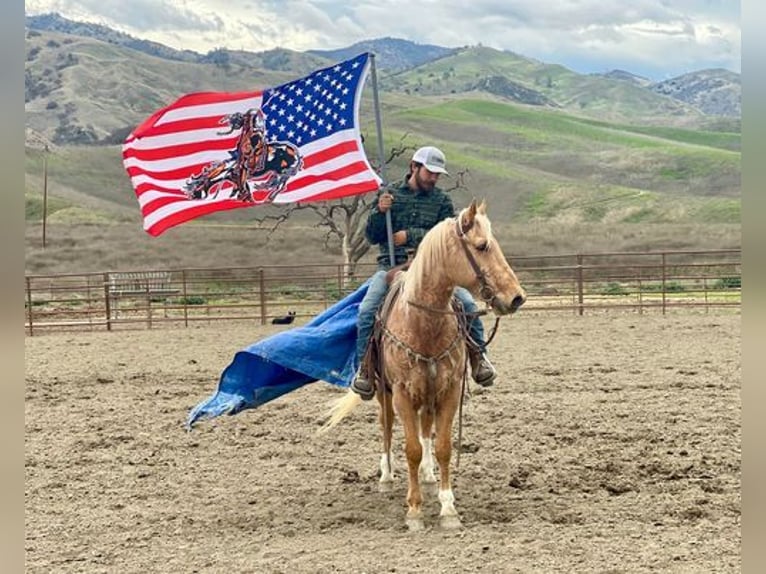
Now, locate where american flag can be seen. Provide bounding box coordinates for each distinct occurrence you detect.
[122,52,382,236]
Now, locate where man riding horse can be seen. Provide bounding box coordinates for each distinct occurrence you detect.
[351,146,498,400]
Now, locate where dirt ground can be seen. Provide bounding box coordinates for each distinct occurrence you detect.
[25,311,741,573]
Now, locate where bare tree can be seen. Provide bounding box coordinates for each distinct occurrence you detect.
[250,138,469,282]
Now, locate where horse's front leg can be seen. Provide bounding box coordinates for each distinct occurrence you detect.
[377,389,395,492]
[419,409,437,485]
[393,387,424,532]
[434,380,462,530]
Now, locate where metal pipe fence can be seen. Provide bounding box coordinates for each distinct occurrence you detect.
[24,249,740,335]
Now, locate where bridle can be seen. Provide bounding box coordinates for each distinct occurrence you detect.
[454,214,497,308]
[404,213,501,345]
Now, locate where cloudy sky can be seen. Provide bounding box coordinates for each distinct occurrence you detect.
[25,0,740,80]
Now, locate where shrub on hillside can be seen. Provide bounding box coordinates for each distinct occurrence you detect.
[714,276,741,290]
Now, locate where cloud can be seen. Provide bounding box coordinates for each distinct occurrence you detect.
[25,0,740,79]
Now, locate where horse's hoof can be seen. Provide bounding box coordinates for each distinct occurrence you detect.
[406,517,425,532]
[439,515,462,530]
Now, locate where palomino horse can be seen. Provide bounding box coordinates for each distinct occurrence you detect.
[324,199,526,531]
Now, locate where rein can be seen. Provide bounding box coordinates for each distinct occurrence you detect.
[407,299,487,316]
[405,214,503,345]
[454,217,497,307]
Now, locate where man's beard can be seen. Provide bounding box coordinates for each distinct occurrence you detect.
[414,170,435,192]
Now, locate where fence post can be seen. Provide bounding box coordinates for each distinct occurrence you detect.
[182,269,189,328]
[661,252,667,316]
[259,267,266,325]
[26,276,33,336]
[703,276,709,313]
[576,254,584,316]
[145,284,152,329]
[103,272,112,331]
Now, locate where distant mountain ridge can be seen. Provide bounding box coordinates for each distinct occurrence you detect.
[592,69,652,87]
[25,12,200,63]
[308,37,456,72]
[25,12,740,119]
[24,13,452,73]
[650,69,741,117]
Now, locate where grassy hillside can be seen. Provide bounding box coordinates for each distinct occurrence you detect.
[25,30,310,144]
[380,46,706,125]
[24,99,741,275]
[377,99,739,224]
[24,31,740,275]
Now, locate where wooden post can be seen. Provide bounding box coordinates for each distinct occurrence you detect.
[661,252,667,316]
[104,272,112,331]
[576,254,584,316]
[146,284,152,329]
[26,276,34,336]
[259,268,266,325]
[182,269,189,328]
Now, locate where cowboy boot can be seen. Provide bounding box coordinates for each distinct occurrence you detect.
[469,348,497,387]
[350,371,375,400]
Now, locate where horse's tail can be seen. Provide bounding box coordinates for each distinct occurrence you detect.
[317,390,362,435]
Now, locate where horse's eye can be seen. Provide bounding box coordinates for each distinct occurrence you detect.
[476,241,489,252]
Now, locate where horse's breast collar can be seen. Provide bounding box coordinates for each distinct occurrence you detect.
[374,280,466,365]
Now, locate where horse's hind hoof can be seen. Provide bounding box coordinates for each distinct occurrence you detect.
[439,515,462,530]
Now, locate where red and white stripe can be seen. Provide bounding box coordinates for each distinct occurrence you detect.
[122,91,381,236]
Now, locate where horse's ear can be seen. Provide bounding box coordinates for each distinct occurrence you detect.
[478,199,487,214]
[461,199,478,233]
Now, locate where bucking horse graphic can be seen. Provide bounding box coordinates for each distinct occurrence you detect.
[183,106,303,203]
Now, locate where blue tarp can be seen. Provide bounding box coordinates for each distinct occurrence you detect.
[186,281,369,429]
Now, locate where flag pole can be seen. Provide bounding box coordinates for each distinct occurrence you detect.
[368,53,396,268]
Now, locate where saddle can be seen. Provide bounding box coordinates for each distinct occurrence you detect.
[384,247,416,285]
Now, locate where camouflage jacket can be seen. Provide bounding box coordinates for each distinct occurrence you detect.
[365,177,455,269]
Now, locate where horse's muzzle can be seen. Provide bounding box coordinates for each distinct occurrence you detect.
[493,293,526,315]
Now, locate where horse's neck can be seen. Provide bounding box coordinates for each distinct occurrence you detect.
[406,268,455,310]
[393,270,458,354]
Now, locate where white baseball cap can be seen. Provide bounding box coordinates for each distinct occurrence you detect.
[412,146,449,175]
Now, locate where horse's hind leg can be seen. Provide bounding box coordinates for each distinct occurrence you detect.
[418,409,437,485]
[377,390,395,492]
[393,388,424,531]
[434,384,462,530]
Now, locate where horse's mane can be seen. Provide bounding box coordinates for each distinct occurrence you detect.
[399,216,452,301]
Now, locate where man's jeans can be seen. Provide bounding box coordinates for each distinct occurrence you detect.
[355,270,486,365]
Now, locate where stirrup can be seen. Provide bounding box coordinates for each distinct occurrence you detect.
[472,353,497,387]
[351,374,375,401]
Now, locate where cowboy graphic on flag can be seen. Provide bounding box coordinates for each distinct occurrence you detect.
[182,106,303,204]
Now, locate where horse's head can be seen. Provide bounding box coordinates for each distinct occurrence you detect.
[454,199,526,316]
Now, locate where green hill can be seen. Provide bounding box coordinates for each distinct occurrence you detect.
[24,29,740,274]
